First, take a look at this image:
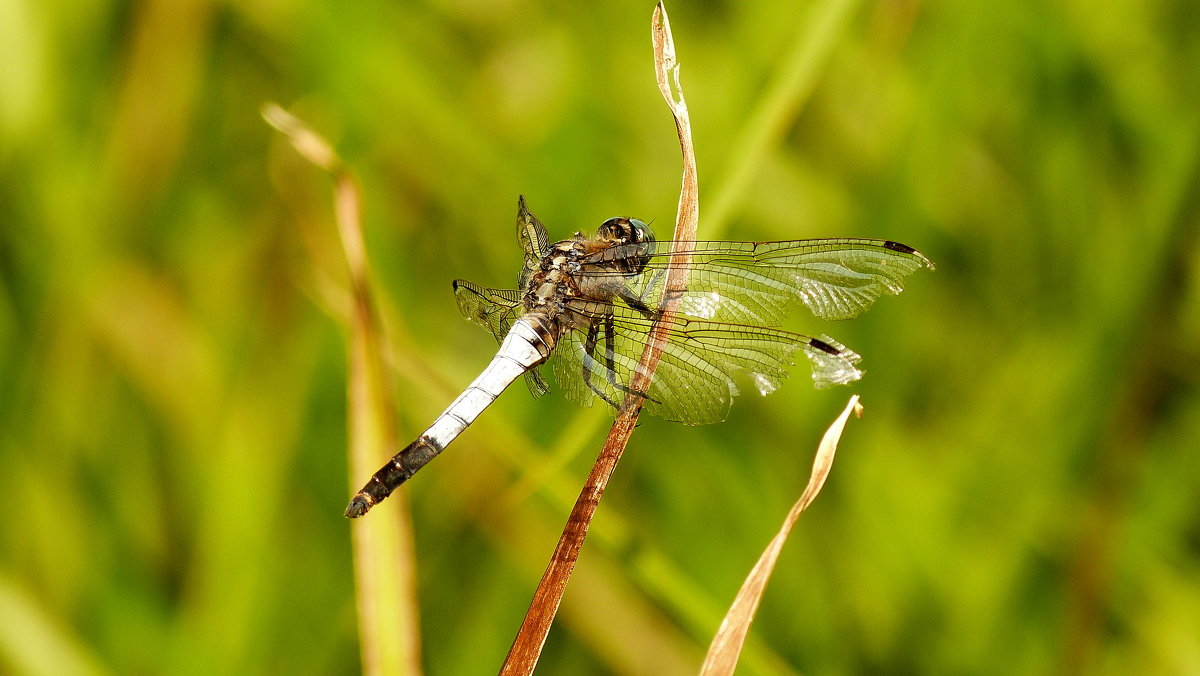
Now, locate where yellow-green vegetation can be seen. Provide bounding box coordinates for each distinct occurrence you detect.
[2,1,1198,674]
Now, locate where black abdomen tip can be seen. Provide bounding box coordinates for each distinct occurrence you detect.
[344,496,374,519]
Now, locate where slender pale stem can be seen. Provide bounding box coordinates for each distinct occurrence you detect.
[497,4,700,674]
[262,104,423,676]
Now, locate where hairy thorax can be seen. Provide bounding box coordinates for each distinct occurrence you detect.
[521,231,639,337]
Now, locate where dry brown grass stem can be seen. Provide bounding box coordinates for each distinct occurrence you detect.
[262,103,422,676]
[497,4,699,674]
[701,395,863,675]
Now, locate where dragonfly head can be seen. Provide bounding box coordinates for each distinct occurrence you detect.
[597,217,656,274]
[597,217,655,245]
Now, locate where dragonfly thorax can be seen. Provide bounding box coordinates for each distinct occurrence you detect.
[519,243,585,333]
[519,218,655,337]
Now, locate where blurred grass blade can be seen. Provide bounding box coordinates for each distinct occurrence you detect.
[261,104,341,173]
[262,103,422,676]
[498,4,700,674]
[705,0,858,238]
[0,572,108,676]
[701,395,863,676]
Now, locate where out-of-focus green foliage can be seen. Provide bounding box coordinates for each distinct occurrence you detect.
[2,0,1198,674]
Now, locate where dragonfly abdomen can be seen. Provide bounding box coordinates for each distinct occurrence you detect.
[345,317,554,518]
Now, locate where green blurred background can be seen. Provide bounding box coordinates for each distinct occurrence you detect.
[3,0,1198,673]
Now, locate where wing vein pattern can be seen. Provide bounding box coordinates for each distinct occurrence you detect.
[455,237,930,424]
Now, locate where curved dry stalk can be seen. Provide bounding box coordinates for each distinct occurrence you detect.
[498,4,698,674]
[262,104,423,676]
[701,395,863,676]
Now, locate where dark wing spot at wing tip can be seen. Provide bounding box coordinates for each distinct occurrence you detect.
[883,240,918,255]
[809,338,842,355]
[883,240,936,268]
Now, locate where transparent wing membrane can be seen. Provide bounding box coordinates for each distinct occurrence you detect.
[554,300,863,424]
[453,279,550,397]
[452,234,930,423]
[580,238,934,325]
[516,195,550,289]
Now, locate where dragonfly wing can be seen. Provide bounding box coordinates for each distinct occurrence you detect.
[554,300,862,425]
[452,279,550,397]
[581,238,933,325]
[515,196,550,290]
[522,367,551,399]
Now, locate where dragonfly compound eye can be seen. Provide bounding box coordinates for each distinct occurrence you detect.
[597,217,629,241]
[597,217,655,245]
[596,217,656,276]
[628,218,655,244]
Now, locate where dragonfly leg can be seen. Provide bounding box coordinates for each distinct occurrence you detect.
[603,315,662,405]
[619,287,660,320]
[582,320,622,410]
[635,268,667,307]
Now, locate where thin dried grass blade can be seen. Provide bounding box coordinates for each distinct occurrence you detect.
[499,5,700,673]
[700,395,863,676]
[650,1,698,249]
[262,103,340,173]
[263,103,422,676]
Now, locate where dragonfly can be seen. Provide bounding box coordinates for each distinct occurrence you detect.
[345,196,933,517]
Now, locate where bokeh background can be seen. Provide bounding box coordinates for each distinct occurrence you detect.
[3,0,1198,674]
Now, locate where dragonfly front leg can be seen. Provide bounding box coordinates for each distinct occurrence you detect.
[602,314,662,405]
[618,287,659,320]
[633,268,667,310]
[582,320,623,410]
